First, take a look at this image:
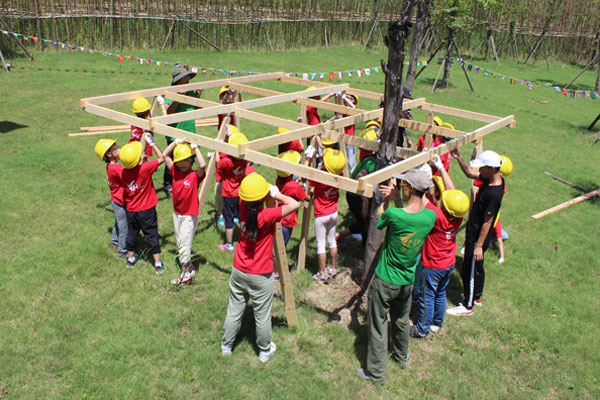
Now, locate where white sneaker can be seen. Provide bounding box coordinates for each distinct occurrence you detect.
[221,344,232,356]
[429,325,441,333]
[258,342,276,363]
[460,246,465,255]
[446,304,473,316]
[498,257,505,264]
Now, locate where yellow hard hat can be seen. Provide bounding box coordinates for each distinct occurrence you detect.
[227,124,240,135]
[321,137,337,146]
[95,138,117,160]
[432,175,445,193]
[500,155,513,178]
[218,86,230,98]
[277,127,291,134]
[276,150,302,177]
[229,132,248,146]
[440,122,455,130]
[359,128,377,141]
[119,141,143,169]
[323,148,346,175]
[173,143,194,163]
[306,86,317,91]
[132,97,151,114]
[346,94,359,104]
[239,172,270,202]
[433,116,443,126]
[365,120,380,129]
[441,189,469,218]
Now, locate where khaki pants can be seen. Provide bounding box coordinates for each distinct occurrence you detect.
[173,212,198,264]
[222,267,274,351]
[215,181,224,216]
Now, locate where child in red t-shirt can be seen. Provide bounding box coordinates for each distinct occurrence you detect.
[163,139,207,285]
[221,172,300,361]
[216,132,256,252]
[308,149,346,282]
[119,133,167,274]
[130,96,168,160]
[94,138,128,257]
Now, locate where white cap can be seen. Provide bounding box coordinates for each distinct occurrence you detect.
[470,150,502,168]
[418,162,433,180]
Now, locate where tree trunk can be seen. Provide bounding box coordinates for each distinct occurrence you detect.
[596,61,600,92]
[362,1,416,288]
[404,0,431,93]
[440,27,457,89]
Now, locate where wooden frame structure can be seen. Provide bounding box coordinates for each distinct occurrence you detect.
[81,73,515,326]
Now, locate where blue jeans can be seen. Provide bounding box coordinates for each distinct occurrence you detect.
[110,200,128,254]
[281,225,293,247]
[415,264,454,335]
[411,256,423,303]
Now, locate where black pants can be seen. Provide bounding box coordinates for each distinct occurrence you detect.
[126,207,161,254]
[346,192,372,246]
[223,196,239,230]
[163,137,173,187]
[461,238,491,309]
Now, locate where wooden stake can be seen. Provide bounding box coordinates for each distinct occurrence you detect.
[544,171,587,192]
[532,188,600,219]
[297,137,316,273]
[160,20,176,51]
[431,59,445,94]
[197,116,229,217]
[274,223,298,328]
[179,20,222,52]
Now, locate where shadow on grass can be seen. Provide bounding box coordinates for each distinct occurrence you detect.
[229,305,288,353]
[0,120,28,134]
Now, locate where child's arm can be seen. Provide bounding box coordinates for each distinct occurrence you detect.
[145,133,165,166]
[432,155,455,191]
[156,95,169,116]
[163,138,179,170]
[451,148,479,180]
[270,186,300,218]
[191,143,206,177]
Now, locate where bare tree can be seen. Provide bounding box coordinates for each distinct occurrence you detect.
[405,0,432,92]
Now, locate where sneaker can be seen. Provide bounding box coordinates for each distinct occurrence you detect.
[221,344,232,356]
[219,243,234,252]
[109,243,117,249]
[170,269,194,285]
[126,253,139,268]
[155,262,166,275]
[410,325,427,339]
[312,271,329,283]
[460,246,465,255]
[326,266,338,278]
[116,251,127,258]
[273,273,280,281]
[429,325,441,333]
[234,217,240,224]
[474,299,482,307]
[217,215,225,227]
[498,257,505,264]
[258,342,276,363]
[446,304,473,316]
[356,368,376,381]
[164,183,172,194]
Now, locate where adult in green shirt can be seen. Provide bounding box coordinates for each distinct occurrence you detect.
[162,67,202,192]
[356,168,436,385]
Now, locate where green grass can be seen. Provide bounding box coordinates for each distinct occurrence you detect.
[1,45,600,399]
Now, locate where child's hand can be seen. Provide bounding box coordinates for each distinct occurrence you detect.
[190,143,198,150]
[156,95,165,105]
[269,185,280,198]
[175,138,185,145]
[145,133,155,146]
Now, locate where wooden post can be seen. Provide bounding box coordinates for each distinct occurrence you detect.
[452,40,475,92]
[179,20,222,52]
[544,171,587,193]
[532,188,600,219]
[198,116,229,216]
[161,20,176,51]
[297,137,317,273]
[274,223,298,328]
[0,48,9,72]
[431,59,445,94]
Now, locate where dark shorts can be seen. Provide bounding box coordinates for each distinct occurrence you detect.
[223,196,239,229]
[126,206,160,254]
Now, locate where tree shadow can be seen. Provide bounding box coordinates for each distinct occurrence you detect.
[0,121,28,134]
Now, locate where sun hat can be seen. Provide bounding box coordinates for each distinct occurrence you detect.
[393,169,433,192]
[171,67,197,85]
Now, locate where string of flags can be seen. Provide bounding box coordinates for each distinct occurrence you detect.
[2,29,598,101]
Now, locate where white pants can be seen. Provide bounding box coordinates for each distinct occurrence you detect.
[173,212,199,264]
[314,211,338,254]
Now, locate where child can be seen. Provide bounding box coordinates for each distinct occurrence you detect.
[119,133,167,274]
[221,172,300,362]
[94,138,127,257]
[216,132,256,252]
[130,96,165,160]
[308,149,346,282]
[494,155,513,264]
[276,127,304,155]
[341,93,358,172]
[163,139,207,285]
[358,121,380,161]
[215,125,240,227]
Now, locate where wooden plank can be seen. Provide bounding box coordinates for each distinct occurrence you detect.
[151,84,349,126]
[544,171,587,193]
[273,223,298,328]
[420,102,506,124]
[198,116,229,217]
[81,118,218,133]
[83,103,151,130]
[235,108,305,130]
[81,72,285,106]
[240,124,323,152]
[345,87,386,101]
[228,82,282,98]
[278,75,333,88]
[295,97,366,116]
[164,92,218,108]
[399,119,468,139]
[68,129,129,137]
[152,122,240,155]
[532,188,600,219]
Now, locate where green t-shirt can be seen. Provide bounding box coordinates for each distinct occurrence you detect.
[375,207,436,286]
[351,155,377,179]
[164,90,198,134]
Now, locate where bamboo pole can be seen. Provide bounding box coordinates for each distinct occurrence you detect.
[532,188,600,219]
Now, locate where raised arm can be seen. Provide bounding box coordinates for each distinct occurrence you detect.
[162,138,178,170]
[191,143,206,177]
[431,155,455,191]
[144,133,165,166]
[270,186,300,218]
[451,148,480,180]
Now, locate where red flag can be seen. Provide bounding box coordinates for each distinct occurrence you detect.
[32,36,38,43]
[329,72,334,81]
[117,55,124,62]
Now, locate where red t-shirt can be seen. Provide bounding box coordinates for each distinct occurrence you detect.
[106,163,125,206]
[171,167,205,216]
[218,113,232,130]
[129,126,153,157]
[306,106,321,126]
[276,178,307,228]
[284,140,304,153]
[359,149,374,161]
[309,180,339,217]
[233,203,283,275]
[416,135,450,176]
[420,202,463,270]
[122,159,159,212]
[342,114,355,136]
[217,158,256,198]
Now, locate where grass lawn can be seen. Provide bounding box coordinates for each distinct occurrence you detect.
[1,44,599,399]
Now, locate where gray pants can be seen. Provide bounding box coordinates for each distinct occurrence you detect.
[110,200,128,254]
[366,276,412,383]
[222,267,274,351]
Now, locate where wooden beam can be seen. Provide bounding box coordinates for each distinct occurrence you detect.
[197,116,229,217]
[151,84,349,126]
[398,119,467,138]
[83,103,151,130]
[81,72,285,106]
[228,82,282,98]
[295,97,366,115]
[420,102,507,124]
[544,171,587,193]
[235,108,305,130]
[153,122,240,155]
[164,92,219,108]
[532,188,600,219]
[345,87,387,101]
[273,223,298,328]
[278,75,332,88]
[68,129,129,137]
